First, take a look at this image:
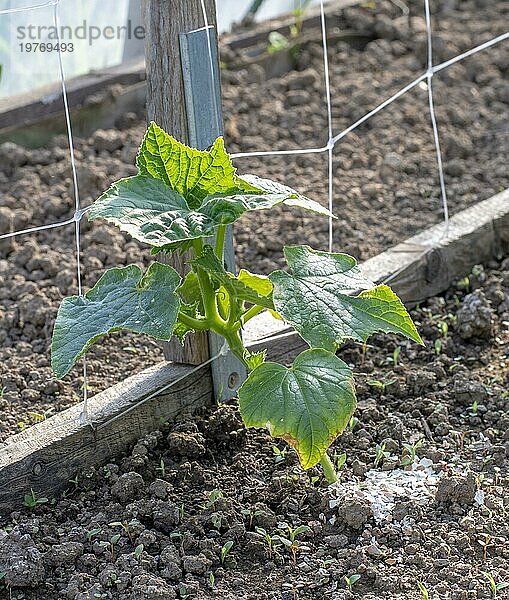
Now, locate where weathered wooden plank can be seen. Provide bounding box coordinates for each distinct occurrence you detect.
[0,363,211,514]
[360,189,509,304]
[1,191,507,514]
[0,59,145,138]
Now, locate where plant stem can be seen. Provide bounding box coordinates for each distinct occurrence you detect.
[241,304,265,324]
[320,452,338,484]
[178,312,208,330]
[215,225,227,263]
[221,328,249,369]
[193,238,222,325]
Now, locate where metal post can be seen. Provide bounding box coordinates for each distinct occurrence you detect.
[179,26,247,401]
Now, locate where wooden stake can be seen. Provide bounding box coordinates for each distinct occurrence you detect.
[143,0,217,365]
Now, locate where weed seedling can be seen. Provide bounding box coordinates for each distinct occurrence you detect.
[335,451,347,471]
[221,540,234,564]
[348,416,359,432]
[23,489,48,510]
[273,445,288,464]
[68,475,79,489]
[206,489,224,508]
[134,544,144,560]
[241,507,266,529]
[417,581,429,600]
[373,442,390,468]
[156,458,166,477]
[478,533,494,561]
[483,573,509,599]
[26,410,47,423]
[367,376,397,393]
[275,524,311,564]
[344,573,361,591]
[51,124,422,483]
[255,527,280,559]
[390,345,401,367]
[267,31,290,54]
[109,520,134,542]
[400,438,425,467]
[86,527,103,542]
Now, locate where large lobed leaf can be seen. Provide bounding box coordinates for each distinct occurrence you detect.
[87,175,248,247]
[88,124,334,249]
[270,245,423,351]
[238,348,356,468]
[51,262,181,378]
[240,174,335,218]
[89,176,332,249]
[137,122,256,209]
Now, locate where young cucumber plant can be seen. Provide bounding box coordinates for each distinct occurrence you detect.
[51,122,422,483]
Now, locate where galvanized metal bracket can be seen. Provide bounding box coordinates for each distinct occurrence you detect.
[179,25,248,401]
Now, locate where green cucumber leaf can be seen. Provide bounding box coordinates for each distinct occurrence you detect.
[88,175,329,249]
[243,349,266,371]
[51,262,181,378]
[178,271,203,309]
[238,348,356,468]
[137,122,255,209]
[238,269,273,298]
[151,239,194,256]
[88,176,246,247]
[239,174,335,218]
[192,245,275,310]
[270,245,423,351]
[173,302,201,343]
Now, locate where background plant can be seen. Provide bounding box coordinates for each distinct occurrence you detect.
[51,122,422,482]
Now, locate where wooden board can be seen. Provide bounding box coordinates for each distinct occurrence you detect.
[223,0,362,51]
[1,190,507,514]
[0,363,211,514]
[0,59,145,147]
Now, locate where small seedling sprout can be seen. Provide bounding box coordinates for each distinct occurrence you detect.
[367,376,397,393]
[417,581,429,600]
[348,416,359,432]
[344,573,361,591]
[221,540,234,563]
[23,488,48,509]
[483,572,509,599]
[272,445,288,463]
[373,442,390,468]
[255,527,280,559]
[86,527,103,542]
[335,451,347,470]
[400,438,425,467]
[156,458,166,477]
[134,544,144,560]
[391,345,401,367]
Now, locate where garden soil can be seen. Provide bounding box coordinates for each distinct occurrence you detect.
[0,0,508,597]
